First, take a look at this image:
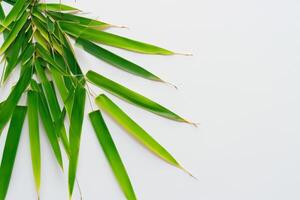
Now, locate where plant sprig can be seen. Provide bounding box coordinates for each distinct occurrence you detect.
[0,1,195,199]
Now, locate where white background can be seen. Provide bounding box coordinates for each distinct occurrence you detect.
[0,0,300,199]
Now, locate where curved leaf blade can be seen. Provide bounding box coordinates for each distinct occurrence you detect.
[59,21,173,55]
[76,38,162,81]
[0,106,27,200]
[86,70,187,122]
[95,94,181,168]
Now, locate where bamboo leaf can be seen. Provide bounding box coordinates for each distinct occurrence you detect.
[37,3,80,12]
[95,94,181,168]
[86,70,187,122]
[0,11,29,55]
[0,106,27,200]
[68,84,86,197]
[0,66,32,134]
[36,43,68,75]
[89,110,137,200]
[32,80,64,169]
[47,11,109,30]
[2,32,25,81]
[59,21,174,55]
[0,0,28,30]
[27,91,41,196]
[76,38,162,81]
[35,59,70,153]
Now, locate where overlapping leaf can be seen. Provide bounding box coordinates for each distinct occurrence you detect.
[86,70,187,122]
[59,21,174,55]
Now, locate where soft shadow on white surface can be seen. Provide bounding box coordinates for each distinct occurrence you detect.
[0,0,300,199]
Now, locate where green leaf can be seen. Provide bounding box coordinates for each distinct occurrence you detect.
[27,91,41,196]
[37,3,80,12]
[0,3,9,41]
[35,59,70,153]
[89,110,137,200]
[2,32,25,81]
[86,70,187,122]
[49,68,73,118]
[36,43,68,75]
[95,94,181,168]
[0,11,29,55]
[68,84,86,197]
[76,38,162,81]
[0,66,32,134]
[59,21,174,55]
[0,0,28,31]
[0,106,27,200]
[47,11,109,30]
[32,80,64,169]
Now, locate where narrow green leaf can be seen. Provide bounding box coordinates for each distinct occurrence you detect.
[2,32,25,81]
[37,3,80,12]
[0,3,9,40]
[48,11,109,30]
[0,0,28,30]
[0,66,32,134]
[35,59,70,153]
[49,68,73,118]
[0,11,29,55]
[27,91,41,196]
[36,43,68,75]
[0,106,27,200]
[76,38,162,81]
[89,110,137,200]
[68,85,86,197]
[95,94,181,168]
[59,21,174,55]
[32,16,63,54]
[33,81,64,169]
[86,70,187,122]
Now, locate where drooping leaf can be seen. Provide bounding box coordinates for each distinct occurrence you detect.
[59,21,174,55]
[0,11,29,55]
[37,3,80,12]
[31,80,64,169]
[0,66,32,134]
[89,110,137,200]
[68,84,86,197]
[76,38,162,81]
[95,94,182,168]
[35,59,70,153]
[0,106,27,200]
[27,90,41,196]
[86,70,187,122]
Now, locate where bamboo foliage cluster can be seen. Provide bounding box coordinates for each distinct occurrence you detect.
[0,0,194,199]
